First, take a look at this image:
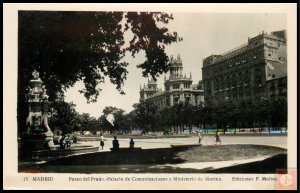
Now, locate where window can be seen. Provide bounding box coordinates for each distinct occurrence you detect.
[173,84,180,90]
[184,84,190,89]
[166,99,170,106]
[173,95,179,103]
[197,84,203,90]
[185,94,191,102]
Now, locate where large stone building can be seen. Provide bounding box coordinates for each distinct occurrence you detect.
[140,55,204,110]
[202,30,287,107]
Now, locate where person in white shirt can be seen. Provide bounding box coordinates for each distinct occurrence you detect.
[100,134,105,150]
[198,131,203,144]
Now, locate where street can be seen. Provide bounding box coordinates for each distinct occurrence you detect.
[79,135,287,152]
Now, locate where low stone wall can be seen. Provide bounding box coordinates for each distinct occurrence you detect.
[20,146,99,162]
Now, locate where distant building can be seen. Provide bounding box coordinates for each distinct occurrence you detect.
[202,30,287,107]
[140,54,204,110]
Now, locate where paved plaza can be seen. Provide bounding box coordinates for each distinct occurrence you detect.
[80,135,287,152]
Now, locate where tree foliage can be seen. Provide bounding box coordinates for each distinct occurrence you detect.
[50,102,80,134]
[18,11,181,133]
[132,101,158,133]
[99,106,133,133]
[49,96,287,135]
[18,11,180,103]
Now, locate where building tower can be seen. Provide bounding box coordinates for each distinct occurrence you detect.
[169,54,183,80]
[139,54,204,109]
[164,54,194,105]
[139,78,158,101]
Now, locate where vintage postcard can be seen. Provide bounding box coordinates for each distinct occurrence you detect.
[3,3,298,190]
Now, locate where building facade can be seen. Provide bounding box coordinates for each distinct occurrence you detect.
[140,55,204,110]
[202,30,287,107]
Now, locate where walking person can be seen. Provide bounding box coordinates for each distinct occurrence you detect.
[73,135,77,144]
[215,132,221,145]
[100,134,105,150]
[64,135,72,150]
[59,135,66,150]
[198,131,203,144]
[129,138,135,148]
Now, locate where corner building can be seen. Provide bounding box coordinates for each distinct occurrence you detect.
[140,55,204,110]
[202,30,287,107]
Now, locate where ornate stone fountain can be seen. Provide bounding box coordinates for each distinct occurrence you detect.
[22,70,54,152]
[20,71,99,161]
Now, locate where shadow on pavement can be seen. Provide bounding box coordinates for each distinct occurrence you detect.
[18,145,287,173]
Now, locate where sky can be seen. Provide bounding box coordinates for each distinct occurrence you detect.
[64,13,286,118]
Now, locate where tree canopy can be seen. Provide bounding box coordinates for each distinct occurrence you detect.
[50,102,79,134]
[49,97,287,135]
[18,11,181,133]
[18,11,181,103]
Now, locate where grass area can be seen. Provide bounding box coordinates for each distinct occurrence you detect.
[175,144,287,162]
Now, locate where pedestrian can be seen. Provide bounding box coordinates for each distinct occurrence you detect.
[112,136,119,150]
[198,131,203,144]
[215,132,221,145]
[73,135,77,144]
[57,135,62,145]
[129,138,135,148]
[65,135,72,150]
[100,134,105,150]
[59,135,66,150]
